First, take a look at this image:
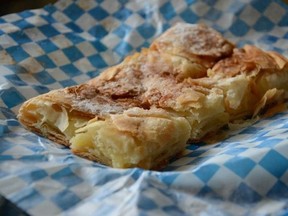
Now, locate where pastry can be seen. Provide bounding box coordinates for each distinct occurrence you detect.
[18,23,288,169]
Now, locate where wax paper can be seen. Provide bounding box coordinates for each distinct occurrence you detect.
[1,0,288,215]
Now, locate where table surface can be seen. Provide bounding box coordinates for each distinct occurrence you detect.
[0,194,29,216]
[0,0,57,16]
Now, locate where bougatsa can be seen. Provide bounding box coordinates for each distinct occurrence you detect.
[18,23,288,169]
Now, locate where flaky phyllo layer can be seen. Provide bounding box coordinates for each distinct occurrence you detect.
[18,23,288,169]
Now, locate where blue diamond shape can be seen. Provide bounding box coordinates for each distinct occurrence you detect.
[230,19,250,36]
[51,167,83,187]
[63,4,84,20]
[89,6,109,20]
[13,19,34,30]
[0,125,10,136]
[5,74,27,86]
[11,188,44,209]
[88,54,107,68]
[113,7,132,21]
[119,0,129,4]
[229,182,261,203]
[251,0,271,13]
[20,170,48,182]
[138,8,153,19]
[254,16,274,32]
[267,180,288,199]
[160,2,176,20]
[130,169,142,180]
[9,31,32,44]
[81,171,124,186]
[0,155,13,161]
[87,71,100,78]
[44,4,57,13]
[32,85,50,94]
[186,144,200,151]
[194,164,220,183]
[279,13,288,26]
[185,0,196,4]
[0,141,15,153]
[162,23,171,31]
[51,189,81,210]
[203,0,216,6]
[197,185,222,200]
[40,13,56,23]
[7,120,19,126]
[259,35,279,44]
[113,24,132,38]
[240,126,260,134]
[0,87,26,108]
[36,55,56,68]
[60,64,82,77]
[203,8,222,21]
[88,25,108,39]
[63,46,84,62]
[271,47,284,54]
[0,107,17,119]
[180,8,199,23]
[38,39,58,53]
[224,156,256,178]
[60,79,77,87]
[158,173,179,186]
[259,150,288,178]
[38,24,60,38]
[33,71,56,85]
[6,46,29,62]
[137,194,157,210]
[137,23,156,39]
[64,32,85,44]
[92,40,107,52]
[113,41,133,56]
[18,10,34,19]
[66,22,83,33]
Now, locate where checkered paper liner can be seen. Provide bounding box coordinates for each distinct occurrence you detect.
[0,0,288,215]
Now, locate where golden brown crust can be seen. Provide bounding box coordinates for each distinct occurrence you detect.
[210,45,288,78]
[151,23,234,67]
[17,23,288,169]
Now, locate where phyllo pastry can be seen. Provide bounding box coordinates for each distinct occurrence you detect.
[18,23,288,169]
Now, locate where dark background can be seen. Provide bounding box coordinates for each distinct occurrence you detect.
[0,0,57,16]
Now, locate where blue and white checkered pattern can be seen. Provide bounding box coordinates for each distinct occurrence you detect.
[0,0,288,215]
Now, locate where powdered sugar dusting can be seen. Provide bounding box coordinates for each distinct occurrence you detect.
[73,99,124,115]
[154,23,234,57]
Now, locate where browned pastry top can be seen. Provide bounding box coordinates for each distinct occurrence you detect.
[17,23,288,169]
[151,23,234,67]
[210,45,288,78]
[59,23,288,118]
